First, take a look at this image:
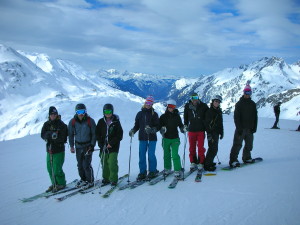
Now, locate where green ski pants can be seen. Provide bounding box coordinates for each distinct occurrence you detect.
[46,151,66,186]
[162,138,182,171]
[100,152,119,183]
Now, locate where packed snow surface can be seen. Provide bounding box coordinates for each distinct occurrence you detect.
[0,114,299,225]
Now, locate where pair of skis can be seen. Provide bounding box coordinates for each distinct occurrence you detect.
[168,168,201,189]
[221,157,263,171]
[20,179,78,203]
[55,174,129,201]
[119,171,166,190]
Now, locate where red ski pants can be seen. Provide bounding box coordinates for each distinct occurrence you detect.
[188,131,206,164]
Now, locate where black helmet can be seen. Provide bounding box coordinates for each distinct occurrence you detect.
[103,103,114,115]
[75,103,86,111]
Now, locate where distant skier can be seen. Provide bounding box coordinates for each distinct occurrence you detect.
[229,84,258,167]
[271,102,282,129]
[297,111,300,131]
[96,104,123,186]
[41,106,68,192]
[204,95,224,172]
[68,103,96,189]
[184,92,209,171]
[129,95,160,181]
[159,99,186,179]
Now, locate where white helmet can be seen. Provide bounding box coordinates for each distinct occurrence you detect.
[212,95,222,103]
[166,99,176,106]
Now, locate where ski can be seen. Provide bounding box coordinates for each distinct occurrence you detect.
[55,180,101,201]
[168,169,197,189]
[221,157,263,171]
[149,171,174,185]
[119,171,164,190]
[168,177,179,189]
[20,179,78,203]
[102,174,128,198]
[203,171,217,176]
[195,169,203,182]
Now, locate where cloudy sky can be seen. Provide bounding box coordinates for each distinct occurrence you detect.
[0,0,300,77]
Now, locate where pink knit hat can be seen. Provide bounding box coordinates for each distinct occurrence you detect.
[243,84,252,95]
[145,95,154,105]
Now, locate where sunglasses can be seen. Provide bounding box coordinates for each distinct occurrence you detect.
[76,109,86,115]
[214,100,221,103]
[244,91,252,95]
[167,104,176,109]
[104,109,112,115]
[191,96,199,100]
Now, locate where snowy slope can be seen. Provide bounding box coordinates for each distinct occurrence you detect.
[0,116,299,225]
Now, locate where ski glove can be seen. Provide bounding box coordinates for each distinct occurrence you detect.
[145,126,156,134]
[220,133,224,140]
[44,131,52,140]
[160,127,167,135]
[207,133,213,142]
[251,129,256,134]
[51,132,58,140]
[129,129,135,137]
[183,125,188,133]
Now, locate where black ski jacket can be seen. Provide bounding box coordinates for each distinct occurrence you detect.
[234,96,258,133]
[184,100,208,132]
[41,118,68,154]
[159,109,184,139]
[274,105,280,115]
[132,107,159,141]
[96,115,123,153]
[204,104,224,136]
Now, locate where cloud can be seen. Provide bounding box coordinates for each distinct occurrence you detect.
[0,0,299,76]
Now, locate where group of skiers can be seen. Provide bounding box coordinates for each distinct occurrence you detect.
[41,84,258,193]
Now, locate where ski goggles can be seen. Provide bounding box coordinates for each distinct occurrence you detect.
[191,96,199,100]
[76,109,86,115]
[104,109,112,115]
[244,91,252,95]
[167,104,176,109]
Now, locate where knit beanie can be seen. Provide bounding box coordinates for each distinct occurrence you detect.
[243,84,252,93]
[145,95,154,105]
[49,106,58,115]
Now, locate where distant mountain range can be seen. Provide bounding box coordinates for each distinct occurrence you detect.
[0,43,299,140]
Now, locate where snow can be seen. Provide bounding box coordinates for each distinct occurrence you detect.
[0,115,299,225]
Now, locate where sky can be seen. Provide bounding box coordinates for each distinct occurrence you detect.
[0,0,300,77]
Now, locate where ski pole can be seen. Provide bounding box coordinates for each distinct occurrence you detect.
[216,155,221,165]
[182,132,187,181]
[127,136,132,183]
[98,145,107,194]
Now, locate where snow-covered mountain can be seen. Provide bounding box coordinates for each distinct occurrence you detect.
[96,69,178,101]
[171,57,300,119]
[1,43,299,141]
[0,44,164,141]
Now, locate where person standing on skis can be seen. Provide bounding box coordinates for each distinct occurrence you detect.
[271,102,282,129]
[184,92,208,171]
[159,99,186,179]
[229,84,258,167]
[96,104,123,186]
[129,95,160,181]
[41,106,68,192]
[204,95,224,172]
[68,103,96,189]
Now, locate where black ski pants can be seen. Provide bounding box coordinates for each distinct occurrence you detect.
[230,129,254,163]
[76,147,94,183]
[273,113,279,128]
[204,133,219,168]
